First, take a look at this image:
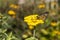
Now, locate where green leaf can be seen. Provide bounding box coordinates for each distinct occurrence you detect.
[25,37,38,40]
[40,37,47,40]
[6,32,12,40]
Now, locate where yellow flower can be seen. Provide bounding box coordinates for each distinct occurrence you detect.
[27,22,36,26]
[22,34,28,38]
[51,30,58,36]
[55,31,60,35]
[39,19,44,24]
[24,15,44,27]
[24,15,38,26]
[24,15,38,20]
[52,30,60,36]
[51,22,57,26]
[53,30,58,34]
[9,4,19,9]
[38,4,45,8]
[8,10,16,15]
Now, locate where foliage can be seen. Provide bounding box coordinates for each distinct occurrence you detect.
[0,0,60,40]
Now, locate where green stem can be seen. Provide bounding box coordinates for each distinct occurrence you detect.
[33,29,35,37]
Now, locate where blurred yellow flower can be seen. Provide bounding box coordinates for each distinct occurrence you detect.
[53,30,60,35]
[51,22,57,26]
[8,10,16,15]
[54,31,60,35]
[22,34,28,38]
[24,15,44,26]
[24,15,38,20]
[38,4,45,8]
[9,4,19,9]
[51,30,58,36]
[53,30,58,34]
[24,15,38,25]
[38,19,44,24]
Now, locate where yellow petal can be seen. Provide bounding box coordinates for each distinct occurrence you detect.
[51,22,57,26]
[39,20,44,24]
[38,4,45,8]
[8,10,16,15]
[29,26,34,30]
